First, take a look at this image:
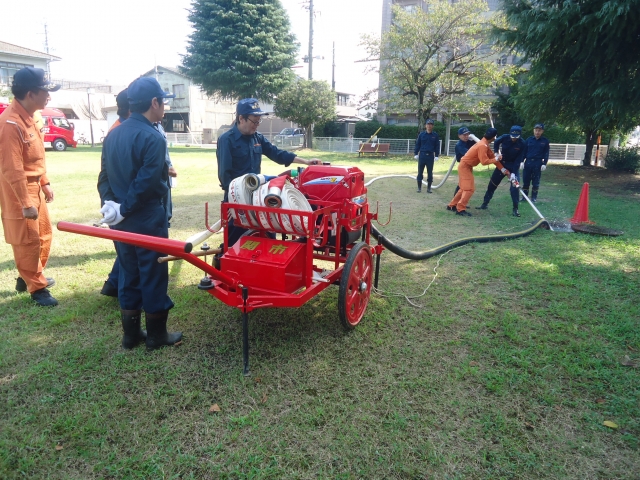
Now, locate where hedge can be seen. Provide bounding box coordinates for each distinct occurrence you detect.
[605,147,640,173]
[352,121,588,144]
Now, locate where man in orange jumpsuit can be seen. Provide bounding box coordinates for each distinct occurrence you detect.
[0,67,60,306]
[447,128,508,217]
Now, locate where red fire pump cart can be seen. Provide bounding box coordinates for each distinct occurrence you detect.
[58,165,386,375]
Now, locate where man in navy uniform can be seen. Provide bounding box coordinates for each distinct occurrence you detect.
[216,98,320,248]
[97,77,181,351]
[521,123,550,202]
[453,126,475,196]
[477,125,526,217]
[413,119,440,193]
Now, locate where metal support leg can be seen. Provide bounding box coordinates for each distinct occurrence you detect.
[241,287,250,377]
[374,240,381,289]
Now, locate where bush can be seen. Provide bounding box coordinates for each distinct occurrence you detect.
[353,120,589,144]
[605,147,640,173]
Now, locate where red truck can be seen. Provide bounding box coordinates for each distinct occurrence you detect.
[0,103,77,151]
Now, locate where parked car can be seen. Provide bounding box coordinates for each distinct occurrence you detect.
[274,127,305,147]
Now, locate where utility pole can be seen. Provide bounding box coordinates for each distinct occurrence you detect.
[43,23,51,78]
[308,0,314,80]
[331,41,335,91]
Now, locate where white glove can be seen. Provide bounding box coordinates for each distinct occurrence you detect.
[541,164,547,171]
[414,155,419,160]
[519,162,524,170]
[500,167,508,174]
[510,173,516,182]
[434,157,439,162]
[496,153,503,162]
[100,200,124,226]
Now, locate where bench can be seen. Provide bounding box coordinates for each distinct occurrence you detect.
[358,143,390,157]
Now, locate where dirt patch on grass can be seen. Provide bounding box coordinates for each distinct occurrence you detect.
[551,166,640,195]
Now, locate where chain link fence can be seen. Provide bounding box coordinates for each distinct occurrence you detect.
[312,137,607,165]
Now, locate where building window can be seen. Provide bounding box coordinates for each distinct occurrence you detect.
[173,84,186,99]
[173,119,185,132]
[0,61,35,86]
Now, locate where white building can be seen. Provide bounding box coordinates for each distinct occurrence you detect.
[141,66,301,143]
[0,40,60,97]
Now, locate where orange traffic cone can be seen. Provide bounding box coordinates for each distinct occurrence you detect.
[570,182,594,224]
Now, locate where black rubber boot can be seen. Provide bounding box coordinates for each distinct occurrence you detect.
[427,182,432,193]
[100,281,118,297]
[512,206,521,217]
[145,310,182,350]
[531,189,538,202]
[476,203,488,210]
[121,309,146,349]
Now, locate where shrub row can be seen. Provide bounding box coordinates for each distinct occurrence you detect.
[605,147,640,173]
[318,121,588,144]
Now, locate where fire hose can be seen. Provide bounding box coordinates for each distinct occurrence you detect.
[364,133,486,190]
[370,218,550,261]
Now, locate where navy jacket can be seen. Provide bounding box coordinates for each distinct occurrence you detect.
[98,113,168,217]
[523,135,550,165]
[494,135,526,167]
[414,131,440,157]
[217,124,296,191]
[455,139,475,162]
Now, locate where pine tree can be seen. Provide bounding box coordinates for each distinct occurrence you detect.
[181,0,299,101]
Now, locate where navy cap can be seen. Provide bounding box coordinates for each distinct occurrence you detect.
[425,119,435,125]
[485,127,498,138]
[127,77,176,105]
[458,127,470,135]
[115,89,129,110]
[534,123,545,129]
[12,67,60,92]
[510,125,522,138]
[237,98,269,116]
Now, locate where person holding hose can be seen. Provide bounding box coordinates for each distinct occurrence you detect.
[446,128,508,217]
[476,125,526,217]
[413,119,440,193]
[453,126,475,195]
[521,123,550,202]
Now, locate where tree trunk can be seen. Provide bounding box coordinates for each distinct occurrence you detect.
[305,125,313,150]
[583,129,597,166]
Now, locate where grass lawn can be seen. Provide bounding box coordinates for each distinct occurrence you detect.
[1,146,639,479]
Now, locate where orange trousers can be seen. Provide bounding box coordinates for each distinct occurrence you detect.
[5,183,52,293]
[448,162,475,212]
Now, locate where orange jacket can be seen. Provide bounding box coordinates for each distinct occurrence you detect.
[0,99,49,210]
[108,118,122,133]
[460,138,504,171]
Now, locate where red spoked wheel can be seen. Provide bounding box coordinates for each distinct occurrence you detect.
[338,242,373,330]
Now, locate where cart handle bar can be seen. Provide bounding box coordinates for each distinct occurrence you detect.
[56,222,239,288]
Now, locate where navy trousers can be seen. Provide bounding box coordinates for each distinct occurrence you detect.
[523,159,543,192]
[483,165,520,206]
[417,153,435,186]
[112,202,174,313]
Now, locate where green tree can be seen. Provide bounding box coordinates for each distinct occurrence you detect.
[361,0,514,131]
[274,79,336,149]
[181,0,298,101]
[495,0,640,165]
